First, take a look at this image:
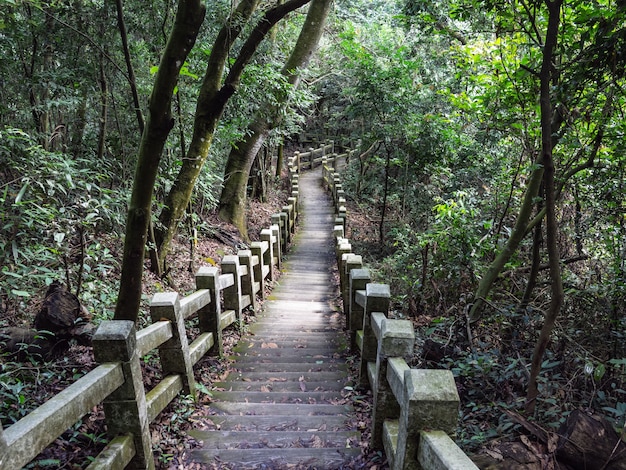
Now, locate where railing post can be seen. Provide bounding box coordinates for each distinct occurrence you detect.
[395,369,460,469]
[348,268,370,350]
[270,223,282,269]
[195,266,223,357]
[279,212,289,250]
[260,229,277,278]
[342,254,362,322]
[0,424,7,469]
[238,249,257,310]
[371,315,415,450]
[250,242,267,298]
[92,321,155,470]
[288,196,298,223]
[272,213,287,255]
[150,292,196,398]
[221,255,243,327]
[360,284,391,387]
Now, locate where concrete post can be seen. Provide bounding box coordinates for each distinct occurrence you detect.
[250,241,268,297]
[93,321,155,470]
[195,267,223,357]
[342,254,363,321]
[238,250,257,310]
[348,268,370,351]
[371,316,415,450]
[270,223,282,269]
[260,229,277,278]
[360,284,391,387]
[221,255,243,327]
[150,292,196,398]
[396,369,460,469]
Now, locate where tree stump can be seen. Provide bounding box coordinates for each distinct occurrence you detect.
[35,281,89,333]
[556,409,626,470]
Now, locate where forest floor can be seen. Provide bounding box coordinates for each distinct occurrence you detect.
[1,175,388,469]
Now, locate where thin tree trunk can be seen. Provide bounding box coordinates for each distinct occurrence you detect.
[114,0,206,322]
[97,51,107,162]
[525,0,563,415]
[115,0,145,134]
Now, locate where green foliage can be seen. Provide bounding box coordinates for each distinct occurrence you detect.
[0,127,125,321]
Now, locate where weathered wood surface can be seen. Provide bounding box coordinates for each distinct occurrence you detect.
[190,166,362,467]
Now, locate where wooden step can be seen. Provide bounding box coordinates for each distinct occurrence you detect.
[212,380,349,392]
[189,446,362,468]
[210,390,346,403]
[229,353,345,363]
[188,429,360,449]
[201,414,352,431]
[224,371,349,382]
[232,362,348,373]
[211,401,353,416]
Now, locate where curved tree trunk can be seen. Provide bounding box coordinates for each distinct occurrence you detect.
[157,0,313,267]
[114,0,206,322]
[218,0,332,237]
[526,0,563,415]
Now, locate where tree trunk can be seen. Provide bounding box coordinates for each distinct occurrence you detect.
[114,0,206,322]
[157,0,313,263]
[217,0,332,237]
[97,54,107,162]
[115,0,145,135]
[525,0,563,415]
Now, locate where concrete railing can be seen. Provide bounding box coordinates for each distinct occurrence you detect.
[323,160,478,470]
[0,174,301,470]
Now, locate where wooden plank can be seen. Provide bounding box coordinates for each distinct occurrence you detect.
[190,447,362,468]
[189,430,359,448]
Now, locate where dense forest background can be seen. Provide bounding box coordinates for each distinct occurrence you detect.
[1,0,626,466]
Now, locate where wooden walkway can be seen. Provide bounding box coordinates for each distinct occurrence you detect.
[189,168,362,468]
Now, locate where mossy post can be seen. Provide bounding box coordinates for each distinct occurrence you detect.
[342,254,363,325]
[221,255,243,327]
[397,369,460,469]
[238,250,257,311]
[348,268,370,350]
[92,321,155,470]
[359,284,391,387]
[250,241,268,297]
[195,266,224,356]
[371,316,415,450]
[150,292,196,398]
[270,223,282,269]
[260,229,277,277]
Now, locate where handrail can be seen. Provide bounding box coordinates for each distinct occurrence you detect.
[0,145,307,469]
[324,157,479,470]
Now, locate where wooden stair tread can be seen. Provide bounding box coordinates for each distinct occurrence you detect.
[225,371,349,382]
[189,429,359,448]
[210,390,346,403]
[212,380,348,392]
[190,446,362,468]
[202,414,352,431]
[211,401,353,416]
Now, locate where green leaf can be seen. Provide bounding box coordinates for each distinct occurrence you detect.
[15,181,28,204]
[10,289,30,297]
